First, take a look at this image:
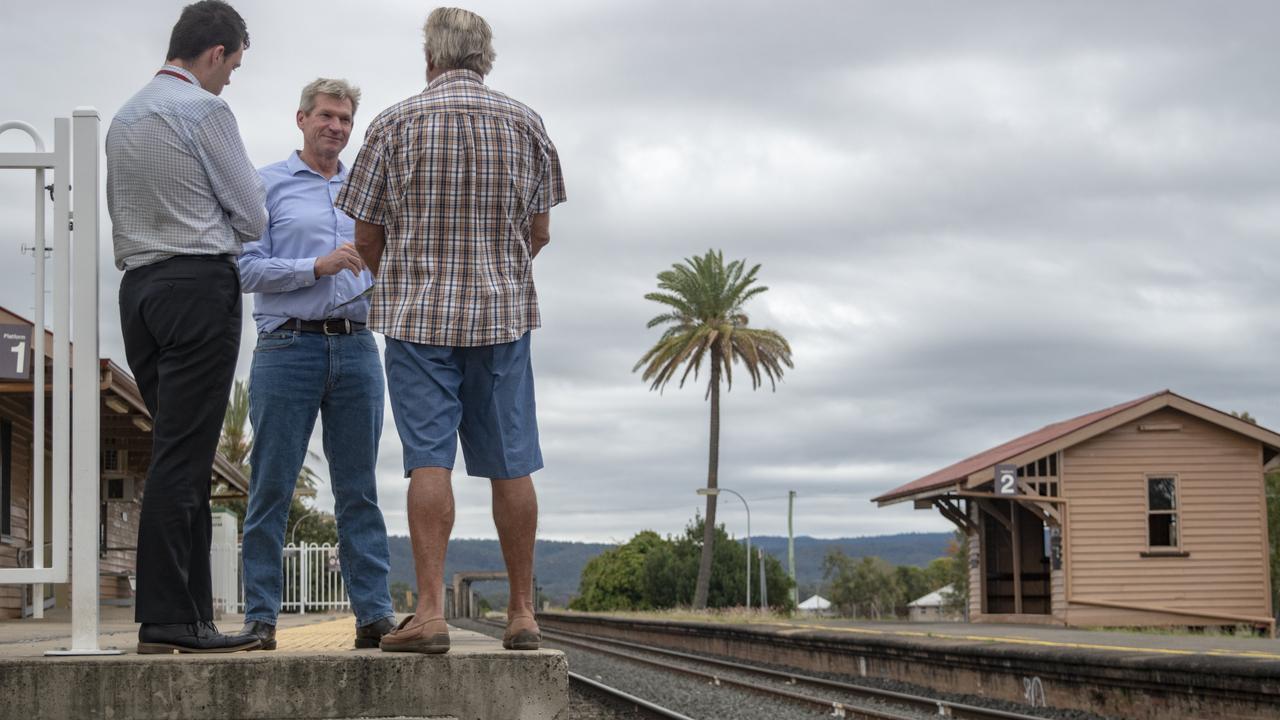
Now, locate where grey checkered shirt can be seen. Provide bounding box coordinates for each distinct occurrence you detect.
[107,65,266,270]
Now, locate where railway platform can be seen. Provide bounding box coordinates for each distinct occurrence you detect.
[538,611,1280,719]
[0,607,568,720]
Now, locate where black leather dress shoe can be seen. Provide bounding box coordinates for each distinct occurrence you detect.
[355,616,396,649]
[137,621,261,654]
[241,620,277,651]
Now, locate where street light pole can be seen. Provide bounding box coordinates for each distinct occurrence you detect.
[697,487,751,608]
[289,509,316,546]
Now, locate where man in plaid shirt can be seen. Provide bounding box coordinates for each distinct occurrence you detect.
[336,7,566,654]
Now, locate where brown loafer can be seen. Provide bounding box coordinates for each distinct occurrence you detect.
[503,614,541,651]
[379,614,450,654]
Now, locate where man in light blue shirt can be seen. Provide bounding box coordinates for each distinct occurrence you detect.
[238,78,395,650]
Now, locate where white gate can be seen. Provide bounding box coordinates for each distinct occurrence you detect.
[211,543,352,615]
[0,110,112,655]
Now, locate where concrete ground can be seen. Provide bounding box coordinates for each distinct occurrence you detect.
[0,605,342,654]
[0,608,569,719]
[778,616,1280,661]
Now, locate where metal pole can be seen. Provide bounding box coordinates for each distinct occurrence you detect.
[758,548,767,608]
[31,159,46,619]
[788,491,797,609]
[300,546,309,616]
[719,488,750,609]
[65,108,115,654]
[50,117,70,588]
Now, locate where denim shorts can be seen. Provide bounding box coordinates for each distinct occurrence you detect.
[384,332,542,479]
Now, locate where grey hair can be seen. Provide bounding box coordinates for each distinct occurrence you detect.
[299,78,361,116]
[423,7,496,76]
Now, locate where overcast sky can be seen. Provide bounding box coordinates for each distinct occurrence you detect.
[2,1,1279,544]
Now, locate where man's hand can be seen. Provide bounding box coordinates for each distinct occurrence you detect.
[314,243,365,277]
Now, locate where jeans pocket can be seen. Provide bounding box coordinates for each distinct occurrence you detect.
[356,331,379,354]
[255,332,297,352]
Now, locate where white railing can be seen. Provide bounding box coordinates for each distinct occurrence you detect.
[211,542,352,615]
[0,110,110,655]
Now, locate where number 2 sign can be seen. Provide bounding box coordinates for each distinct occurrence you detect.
[995,463,1019,496]
[0,325,33,381]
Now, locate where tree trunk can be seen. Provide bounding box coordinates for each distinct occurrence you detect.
[693,349,722,609]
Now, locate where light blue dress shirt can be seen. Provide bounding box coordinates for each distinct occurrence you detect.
[240,151,373,333]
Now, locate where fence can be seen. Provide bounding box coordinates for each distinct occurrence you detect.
[211,543,352,615]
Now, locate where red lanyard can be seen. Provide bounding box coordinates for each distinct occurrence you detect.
[155,69,193,83]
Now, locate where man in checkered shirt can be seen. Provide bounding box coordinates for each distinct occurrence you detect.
[336,6,566,654]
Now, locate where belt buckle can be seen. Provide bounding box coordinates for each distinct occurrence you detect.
[323,319,349,335]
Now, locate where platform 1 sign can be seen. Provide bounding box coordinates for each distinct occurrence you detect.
[0,325,32,381]
[995,463,1019,496]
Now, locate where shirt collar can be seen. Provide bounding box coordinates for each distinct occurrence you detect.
[158,64,199,85]
[427,68,484,90]
[287,150,346,182]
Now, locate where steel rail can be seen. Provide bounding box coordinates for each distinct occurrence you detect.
[477,620,915,720]
[569,672,698,720]
[480,619,1050,720]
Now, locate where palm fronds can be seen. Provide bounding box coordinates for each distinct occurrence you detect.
[634,250,794,395]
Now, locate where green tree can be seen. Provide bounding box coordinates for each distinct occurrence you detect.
[634,250,793,609]
[213,379,334,545]
[570,531,667,611]
[823,550,900,619]
[895,565,931,616]
[570,518,795,612]
[940,530,970,618]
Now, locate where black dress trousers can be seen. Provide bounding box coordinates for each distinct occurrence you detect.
[119,255,241,624]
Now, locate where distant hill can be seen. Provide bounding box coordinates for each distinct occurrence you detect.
[386,532,954,606]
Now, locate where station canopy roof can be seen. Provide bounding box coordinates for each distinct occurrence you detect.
[874,389,1280,507]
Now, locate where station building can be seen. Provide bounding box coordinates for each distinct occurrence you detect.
[875,390,1277,635]
[0,306,248,618]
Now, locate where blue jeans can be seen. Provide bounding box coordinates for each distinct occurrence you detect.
[242,329,394,627]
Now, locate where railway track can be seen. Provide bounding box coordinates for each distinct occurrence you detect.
[569,671,698,720]
[471,619,1053,720]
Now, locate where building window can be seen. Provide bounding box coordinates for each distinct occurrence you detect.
[1147,475,1179,548]
[1,419,11,536]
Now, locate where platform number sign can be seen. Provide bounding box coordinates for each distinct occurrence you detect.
[0,325,32,381]
[995,463,1020,496]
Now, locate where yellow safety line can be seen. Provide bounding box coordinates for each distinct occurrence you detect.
[274,618,361,651]
[763,621,1280,661]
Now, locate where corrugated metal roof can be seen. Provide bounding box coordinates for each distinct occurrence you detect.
[873,390,1168,504]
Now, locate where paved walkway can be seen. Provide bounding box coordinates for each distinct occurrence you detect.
[0,606,378,656]
[772,617,1280,661]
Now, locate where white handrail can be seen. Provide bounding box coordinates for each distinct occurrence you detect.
[0,111,115,655]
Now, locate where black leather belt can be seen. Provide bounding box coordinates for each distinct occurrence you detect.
[284,318,365,335]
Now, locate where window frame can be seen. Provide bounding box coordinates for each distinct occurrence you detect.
[1144,473,1181,551]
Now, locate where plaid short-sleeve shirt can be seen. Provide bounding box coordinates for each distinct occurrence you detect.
[336,69,567,347]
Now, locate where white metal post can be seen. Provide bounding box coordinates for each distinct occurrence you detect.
[31,145,46,619]
[300,548,309,615]
[50,118,71,587]
[51,108,117,655]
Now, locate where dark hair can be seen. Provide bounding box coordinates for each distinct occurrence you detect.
[165,0,250,62]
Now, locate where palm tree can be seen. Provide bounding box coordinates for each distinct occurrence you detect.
[215,379,322,529]
[634,249,793,609]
